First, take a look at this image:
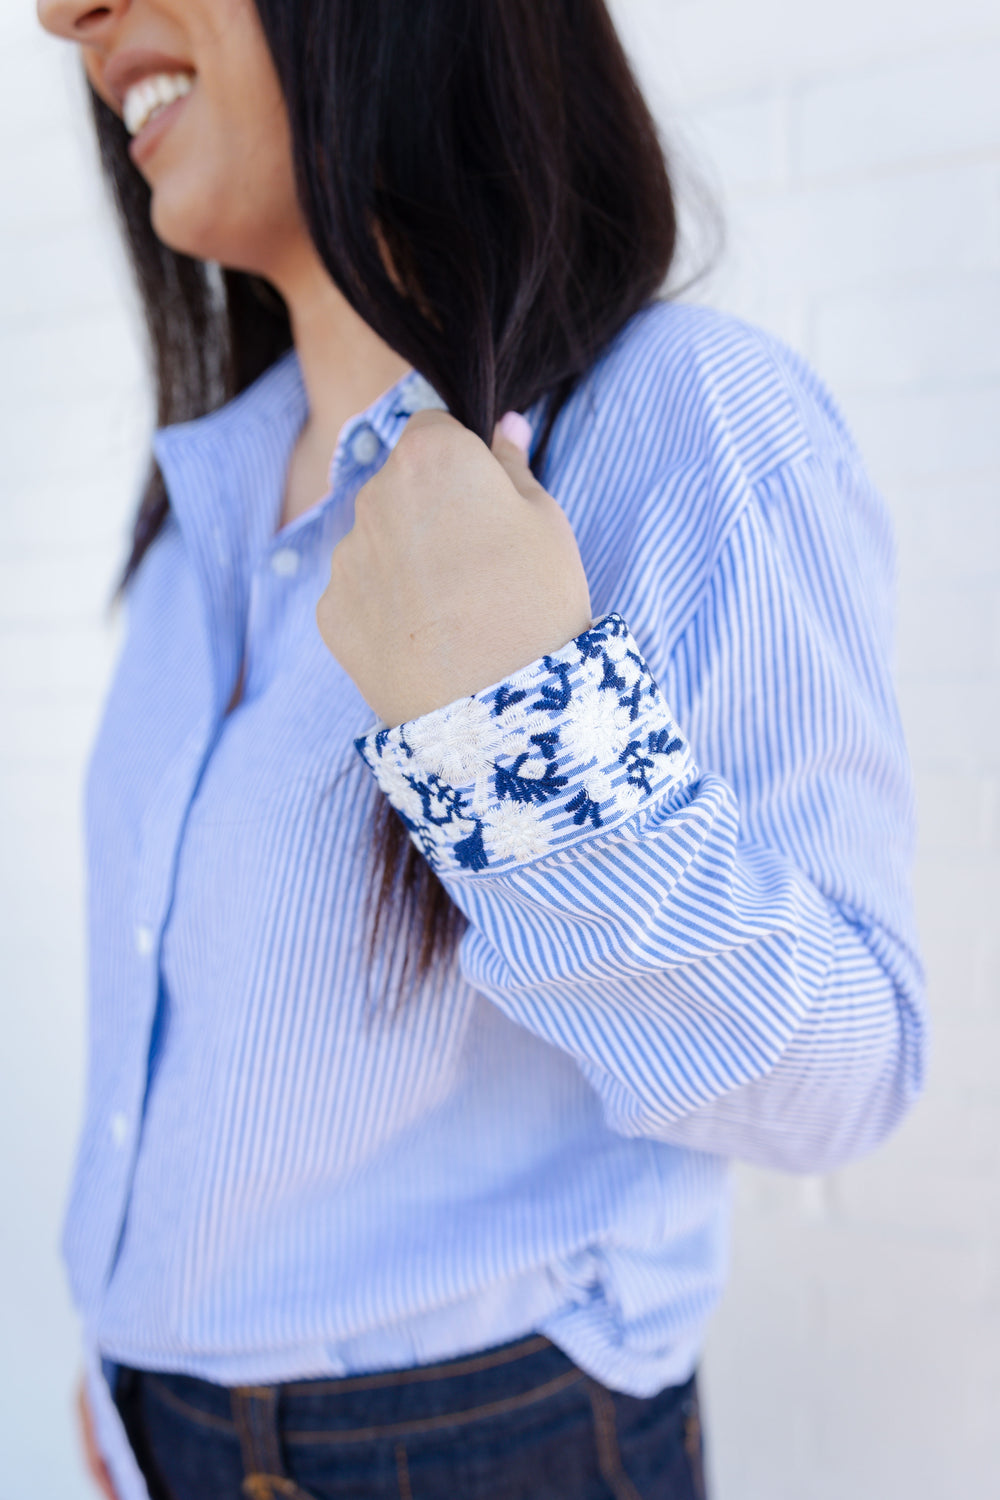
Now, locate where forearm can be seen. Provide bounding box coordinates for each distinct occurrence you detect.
[358,615,926,1170]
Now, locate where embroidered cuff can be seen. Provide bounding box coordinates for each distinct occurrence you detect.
[355,614,696,876]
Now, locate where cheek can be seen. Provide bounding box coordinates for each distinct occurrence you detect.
[147,88,302,271]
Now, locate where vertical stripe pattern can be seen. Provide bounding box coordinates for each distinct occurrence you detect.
[67,305,925,1498]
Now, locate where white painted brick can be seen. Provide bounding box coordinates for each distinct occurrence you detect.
[704,1213,998,1500]
[620,0,1000,101]
[811,277,1000,389]
[808,1237,999,1498]
[917,921,992,1012]
[0,552,121,627]
[893,474,1000,586]
[927,1012,1000,1101]
[0,777,87,951]
[831,1151,999,1240]
[899,678,1000,771]
[896,582,998,680]
[794,44,1000,180]
[0,625,120,700]
[0,696,104,769]
[1,219,141,329]
[0,131,104,236]
[0,480,136,557]
[914,770,997,852]
[914,854,1000,937]
[3,389,150,487]
[839,384,1000,485]
[5,34,89,138]
[876,1088,1000,1177]
[719,163,1000,350]
[0,309,145,400]
[682,94,789,193]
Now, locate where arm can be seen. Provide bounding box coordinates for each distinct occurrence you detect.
[356,462,925,1172]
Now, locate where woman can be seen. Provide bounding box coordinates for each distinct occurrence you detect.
[37,1,926,1497]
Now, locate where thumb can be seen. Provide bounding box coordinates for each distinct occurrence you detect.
[491,411,543,500]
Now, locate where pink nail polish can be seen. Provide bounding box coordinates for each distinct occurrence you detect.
[498,411,532,456]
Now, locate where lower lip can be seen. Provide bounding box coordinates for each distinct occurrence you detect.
[128,89,193,168]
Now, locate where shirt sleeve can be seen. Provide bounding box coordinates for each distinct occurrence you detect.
[355,463,927,1174]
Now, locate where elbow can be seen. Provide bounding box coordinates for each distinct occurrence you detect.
[777,1013,928,1174]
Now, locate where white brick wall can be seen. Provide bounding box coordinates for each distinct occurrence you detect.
[2,3,997,1496]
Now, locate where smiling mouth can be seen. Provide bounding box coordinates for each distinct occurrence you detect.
[122,72,194,137]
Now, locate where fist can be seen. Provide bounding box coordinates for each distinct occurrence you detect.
[316,410,592,727]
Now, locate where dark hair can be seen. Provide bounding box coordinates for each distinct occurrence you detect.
[91,0,678,986]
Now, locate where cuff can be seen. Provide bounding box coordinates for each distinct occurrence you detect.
[355,613,696,877]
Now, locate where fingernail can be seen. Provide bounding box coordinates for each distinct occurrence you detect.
[497,410,532,457]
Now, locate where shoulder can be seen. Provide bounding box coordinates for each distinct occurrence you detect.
[544,302,883,661]
[548,301,859,498]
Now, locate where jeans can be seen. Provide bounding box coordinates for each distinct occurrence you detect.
[113,1333,707,1500]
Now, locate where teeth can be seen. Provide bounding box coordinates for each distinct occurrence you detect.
[122,72,193,137]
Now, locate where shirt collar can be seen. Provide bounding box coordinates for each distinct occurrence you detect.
[152,349,309,568]
[152,354,448,559]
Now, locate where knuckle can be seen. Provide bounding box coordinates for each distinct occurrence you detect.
[392,415,468,479]
[391,425,436,476]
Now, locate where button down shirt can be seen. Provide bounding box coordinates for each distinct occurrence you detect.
[68,304,925,1498]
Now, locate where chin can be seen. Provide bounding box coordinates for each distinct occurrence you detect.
[149,185,213,261]
[149,187,243,270]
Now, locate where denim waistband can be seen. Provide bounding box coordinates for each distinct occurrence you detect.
[115,1333,588,1445]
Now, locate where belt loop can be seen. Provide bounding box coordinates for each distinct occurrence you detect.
[231,1385,295,1499]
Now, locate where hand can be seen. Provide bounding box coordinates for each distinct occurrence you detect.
[77,1377,119,1500]
[316,411,592,726]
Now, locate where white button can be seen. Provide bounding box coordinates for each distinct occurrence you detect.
[134,924,155,957]
[351,427,381,466]
[397,375,444,415]
[270,547,300,578]
[109,1112,129,1148]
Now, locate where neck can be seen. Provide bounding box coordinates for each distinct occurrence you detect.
[271,236,411,453]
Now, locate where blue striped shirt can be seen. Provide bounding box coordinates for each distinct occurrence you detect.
[68,302,925,1498]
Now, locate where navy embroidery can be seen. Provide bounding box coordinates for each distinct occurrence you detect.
[648,728,685,758]
[529,731,559,760]
[493,684,528,716]
[453,821,489,871]
[618,680,644,721]
[619,739,657,796]
[495,754,569,805]
[599,656,628,693]
[357,614,693,874]
[531,659,572,713]
[566,789,604,830]
[408,774,468,826]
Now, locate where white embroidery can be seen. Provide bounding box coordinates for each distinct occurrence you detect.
[356,615,695,875]
[482,800,555,863]
[561,690,635,767]
[403,695,497,784]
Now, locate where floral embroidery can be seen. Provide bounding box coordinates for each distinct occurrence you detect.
[355,614,695,875]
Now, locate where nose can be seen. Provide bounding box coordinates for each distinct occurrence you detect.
[37,0,128,43]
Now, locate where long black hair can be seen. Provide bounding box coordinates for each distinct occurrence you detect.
[92,0,680,982]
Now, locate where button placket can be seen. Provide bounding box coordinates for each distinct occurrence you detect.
[350,425,381,466]
[133,923,155,958]
[270,547,300,578]
[396,373,445,415]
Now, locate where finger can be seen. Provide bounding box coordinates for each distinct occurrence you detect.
[496,411,532,456]
[402,407,461,434]
[492,411,543,501]
[77,1382,118,1499]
